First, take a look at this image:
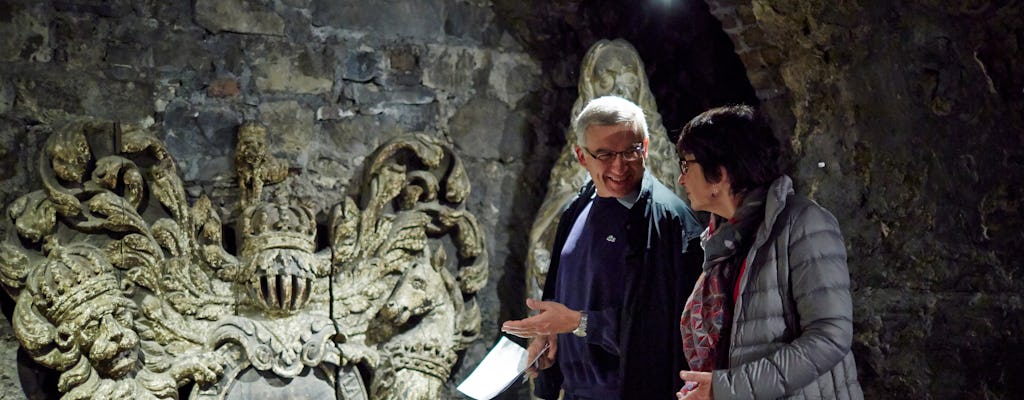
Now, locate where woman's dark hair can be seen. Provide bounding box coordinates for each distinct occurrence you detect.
[676,105,782,196]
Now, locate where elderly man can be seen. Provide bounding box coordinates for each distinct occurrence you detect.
[503,95,704,399]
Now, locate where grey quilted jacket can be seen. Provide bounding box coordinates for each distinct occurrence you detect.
[711,176,863,400]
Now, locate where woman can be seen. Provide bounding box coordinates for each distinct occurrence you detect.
[674,105,862,399]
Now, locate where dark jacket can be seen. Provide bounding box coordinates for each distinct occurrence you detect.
[536,172,704,399]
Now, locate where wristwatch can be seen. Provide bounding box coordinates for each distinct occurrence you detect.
[572,311,588,337]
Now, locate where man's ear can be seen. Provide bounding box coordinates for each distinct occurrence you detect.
[574,146,587,166]
[642,137,649,157]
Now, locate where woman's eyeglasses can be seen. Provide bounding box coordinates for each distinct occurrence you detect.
[678,158,700,174]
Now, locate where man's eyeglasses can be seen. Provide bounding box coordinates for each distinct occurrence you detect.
[582,145,644,162]
[678,158,700,174]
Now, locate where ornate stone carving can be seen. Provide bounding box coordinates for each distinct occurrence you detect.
[1,119,486,399]
[526,39,678,299]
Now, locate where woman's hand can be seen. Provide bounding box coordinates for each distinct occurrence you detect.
[678,370,713,399]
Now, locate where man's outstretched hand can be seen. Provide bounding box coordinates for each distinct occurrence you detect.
[501,298,582,338]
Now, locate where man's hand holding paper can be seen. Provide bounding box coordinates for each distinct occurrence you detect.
[524,335,555,378]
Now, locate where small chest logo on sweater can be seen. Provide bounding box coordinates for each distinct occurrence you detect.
[606,235,616,243]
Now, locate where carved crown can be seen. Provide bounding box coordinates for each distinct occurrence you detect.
[239,200,317,258]
[29,245,122,323]
[238,199,323,313]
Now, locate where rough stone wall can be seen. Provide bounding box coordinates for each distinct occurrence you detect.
[706,0,1024,398]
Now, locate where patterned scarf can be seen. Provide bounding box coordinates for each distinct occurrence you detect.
[680,186,767,371]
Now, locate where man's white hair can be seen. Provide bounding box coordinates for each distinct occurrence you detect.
[573,95,649,146]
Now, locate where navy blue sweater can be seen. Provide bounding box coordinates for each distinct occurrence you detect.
[555,196,631,398]
[537,172,705,400]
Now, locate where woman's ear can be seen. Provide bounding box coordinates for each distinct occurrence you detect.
[717,166,732,186]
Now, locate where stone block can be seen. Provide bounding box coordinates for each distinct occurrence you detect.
[258,100,315,163]
[13,70,154,122]
[739,24,766,45]
[207,78,241,98]
[0,79,13,115]
[0,4,51,63]
[347,82,437,112]
[738,50,766,69]
[316,105,356,121]
[0,128,16,183]
[487,52,541,108]
[382,102,439,132]
[320,115,407,187]
[444,1,493,42]
[0,307,25,400]
[252,42,333,94]
[423,45,486,93]
[85,78,156,121]
[759,46,785,66]
[719,13,741,30]
[195,0,285,36]
[737,3,757,23]
[12,74,82,116]
[448,94,528,160]
[104,43,154,68]
[383,44,424,86]
[312,0,444,40]
[152,32,215,72]
[344,82,383,110]
[343,49,382,83]
[52,14,109,66]
[53,0,130,18]
[389,49,417,72]
[162,101,242,181]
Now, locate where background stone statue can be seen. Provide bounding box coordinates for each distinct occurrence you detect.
[525,39,679,300]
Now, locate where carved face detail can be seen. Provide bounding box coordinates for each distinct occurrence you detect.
[48,130,91,183]
[591,48,641,101]
[380,260,445,326]
[240,202,323,314]
[61,298,139,378]
[24,245,140,379]
[236,122,268,165]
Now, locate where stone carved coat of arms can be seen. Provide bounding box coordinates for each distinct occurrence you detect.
[0,120,487,399]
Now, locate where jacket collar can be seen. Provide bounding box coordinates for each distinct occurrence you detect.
[750,175,795,250]
[764,175,795,230]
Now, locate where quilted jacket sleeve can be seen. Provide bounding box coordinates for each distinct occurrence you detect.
[713,201,854,399]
